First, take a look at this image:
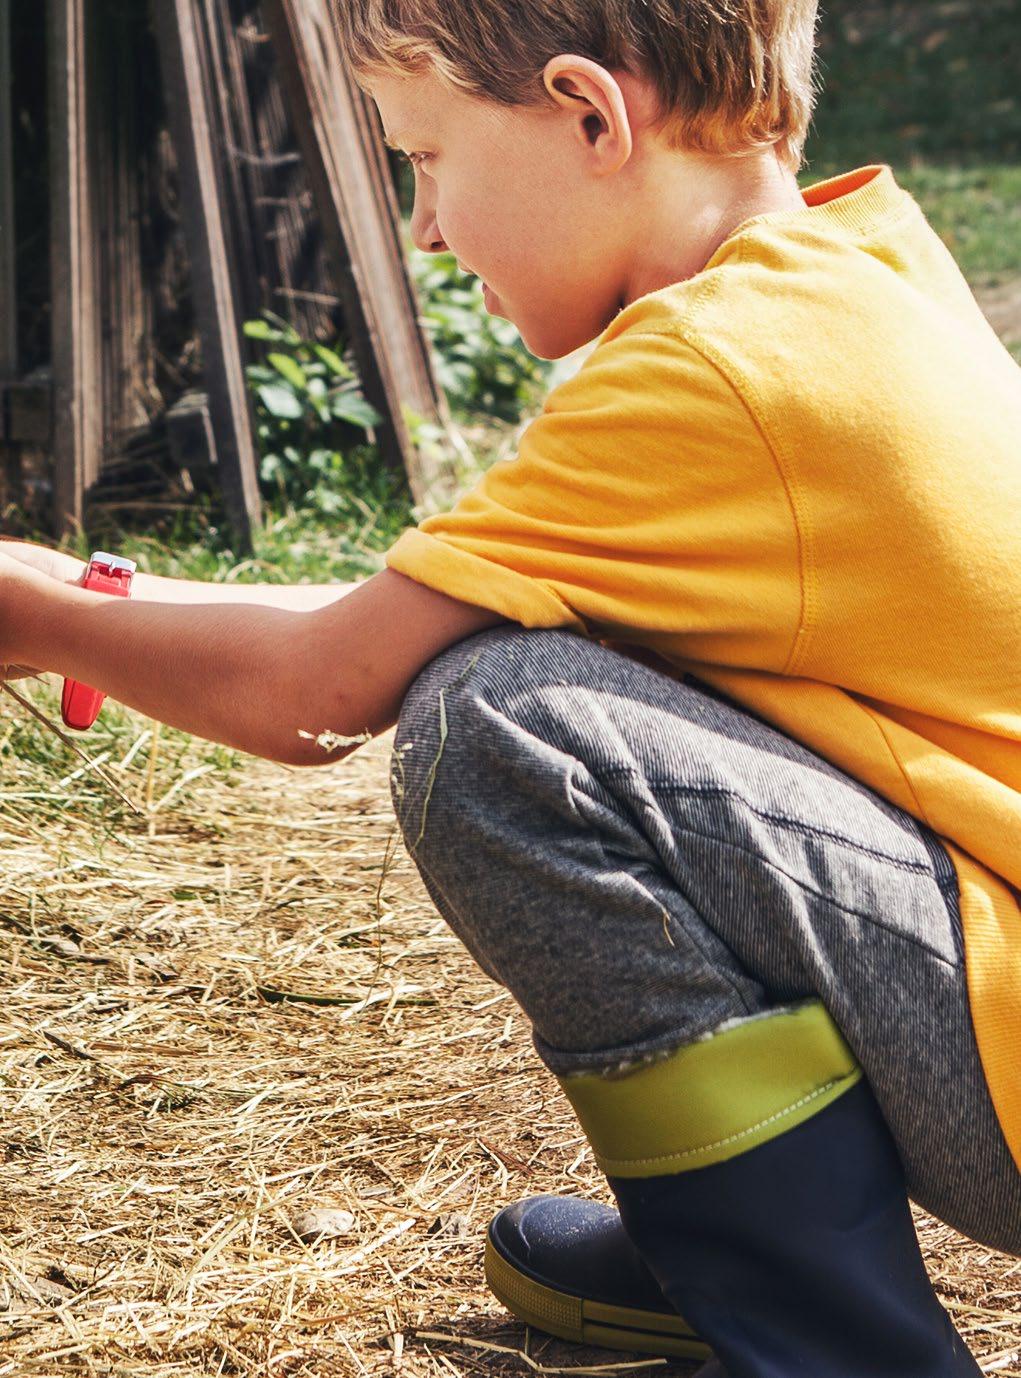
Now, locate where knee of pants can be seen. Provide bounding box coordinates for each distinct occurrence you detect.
[388,620,735,869]
[388,625,768,1062]
[388,624,587,861]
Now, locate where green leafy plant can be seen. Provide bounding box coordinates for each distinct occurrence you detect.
[243,312,390,514]
[409,250,554,422]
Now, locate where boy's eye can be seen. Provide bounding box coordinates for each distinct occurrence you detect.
[405,152,432,170]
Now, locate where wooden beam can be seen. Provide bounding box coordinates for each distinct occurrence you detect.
[224,5,338,342]
[93,1,154,447]
[261,0,458,511]
[48,0,102,536]
[3,381,52,445]
[166,389,217,477]
[199,0,264,322]
[0,0,16,381]
[0,0,18,510]
[154,0,261,552]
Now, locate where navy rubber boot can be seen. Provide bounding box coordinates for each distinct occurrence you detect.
[485,1194,710,1361]
[492,1004,981,1376]
[609,1079,980,1378]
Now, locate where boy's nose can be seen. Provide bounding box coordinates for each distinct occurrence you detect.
[410,193,449,257]
[412,221,449,256]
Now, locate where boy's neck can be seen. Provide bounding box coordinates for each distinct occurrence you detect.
[618,149,806,311]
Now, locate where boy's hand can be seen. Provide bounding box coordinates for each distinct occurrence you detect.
[0,539,86,587]
[0,550,57,681]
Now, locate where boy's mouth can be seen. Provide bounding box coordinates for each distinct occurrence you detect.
[455,260,497,308]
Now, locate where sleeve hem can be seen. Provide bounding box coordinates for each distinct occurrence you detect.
[386,528,587,633]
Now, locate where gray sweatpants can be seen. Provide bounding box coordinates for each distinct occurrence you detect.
[391,626,1021,1257]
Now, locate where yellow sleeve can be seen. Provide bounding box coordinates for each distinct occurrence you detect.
[387,327,802,670]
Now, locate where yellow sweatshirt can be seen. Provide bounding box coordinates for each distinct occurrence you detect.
[387,166,1021,1167]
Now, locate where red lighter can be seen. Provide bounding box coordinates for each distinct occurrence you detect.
[61,552,137,731]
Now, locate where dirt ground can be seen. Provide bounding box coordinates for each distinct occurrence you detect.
[976,281,1021,352]
[2,731,1020,1375]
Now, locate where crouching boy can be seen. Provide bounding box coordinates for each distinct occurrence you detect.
[3,1,1020,1372]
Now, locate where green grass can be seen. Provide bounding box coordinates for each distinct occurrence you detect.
[806,2,1021,294]
[0,675,243,834]
[801,2,1021,363]
[897,167,1021,287]
[803,1,1021,363]
[68,481,412,589]
[810,0,1021,169]
[128,500,406,585]
[799,161,1021,290]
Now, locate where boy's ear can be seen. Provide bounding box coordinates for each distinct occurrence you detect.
[542,54,633,173]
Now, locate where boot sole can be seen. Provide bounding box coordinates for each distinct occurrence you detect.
[485,1231,712,1361]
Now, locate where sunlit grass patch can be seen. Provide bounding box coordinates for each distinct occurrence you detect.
[798,163,1021,292]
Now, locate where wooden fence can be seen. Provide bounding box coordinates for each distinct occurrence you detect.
[0,0,458,549]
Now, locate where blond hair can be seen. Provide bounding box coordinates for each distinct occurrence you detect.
[334,0,820,172]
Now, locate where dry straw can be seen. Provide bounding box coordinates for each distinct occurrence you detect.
[1,687,1019,1374]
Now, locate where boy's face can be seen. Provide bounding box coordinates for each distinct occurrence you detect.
[366,64,651,360]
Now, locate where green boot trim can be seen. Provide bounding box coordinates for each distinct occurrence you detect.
[484,1234,712,1362]
[557,1001,862,1178]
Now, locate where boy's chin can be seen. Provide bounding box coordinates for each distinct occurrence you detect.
[518,318,605,362]
[489,288,612,360]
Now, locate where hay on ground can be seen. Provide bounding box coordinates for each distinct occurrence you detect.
[1,693,1018,1375]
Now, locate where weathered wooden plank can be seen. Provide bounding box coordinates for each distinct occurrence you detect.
[0,0,18,509]
[166,388,217,477]
[200,0,265,323]
[93,0,154,448]
[222,4,336,341]
[0,0,16,382]
[3,381,52,445]
[261,0,458,510]
[154,0,261,551]
[48,0,102,535]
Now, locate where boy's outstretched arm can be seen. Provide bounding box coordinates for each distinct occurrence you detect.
[2,555,505,766]
[0,539,358,611]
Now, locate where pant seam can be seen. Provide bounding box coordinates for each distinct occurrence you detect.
[569,766,761,1023]
[675,822,964,969]
[570,767,958,967]
[916,827,966,962]
[589,770,930,876]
